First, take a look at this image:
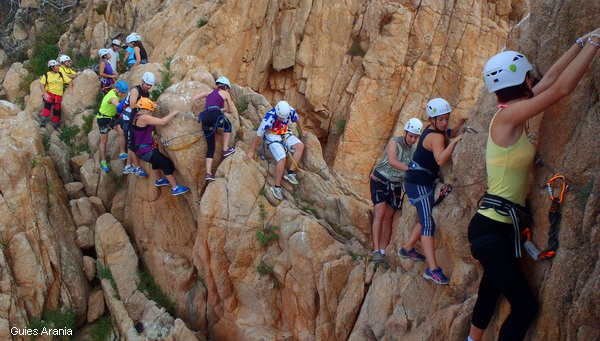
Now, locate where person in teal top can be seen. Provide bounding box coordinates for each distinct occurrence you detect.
[97,80,136,173]
[466,27,600,341]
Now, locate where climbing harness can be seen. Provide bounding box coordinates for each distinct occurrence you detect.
[370,173,404,209]
[432,183,452,207]
[538,174,568,259]
[478,192,528,258]
[408,160,436,177]
[259,133,328,174]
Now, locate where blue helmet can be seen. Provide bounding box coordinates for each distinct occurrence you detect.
[115,80,128,93]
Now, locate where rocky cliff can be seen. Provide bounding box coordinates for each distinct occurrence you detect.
[0,0,599,340]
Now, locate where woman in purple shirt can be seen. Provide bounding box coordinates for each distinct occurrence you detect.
[131,98,189,196]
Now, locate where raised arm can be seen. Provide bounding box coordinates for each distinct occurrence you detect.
[137,110,178,126]
[429,133,462,167]
[189,91,210,111]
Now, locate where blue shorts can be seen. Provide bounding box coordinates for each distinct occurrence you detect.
[404,181,436,236]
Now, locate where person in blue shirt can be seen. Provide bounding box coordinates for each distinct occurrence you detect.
[244,101,309,200]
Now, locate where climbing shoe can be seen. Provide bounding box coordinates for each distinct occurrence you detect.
[119,152,128,160]
[372,251,384,263]
[40,117,47,127]
[270,186,283,200]
[283,171,299,185]
[398,247,425,261]
[100,160,110,172]
[222,147,237,157]
[135,167,147,177]
[155,177,170,187]
[205,173,216,181]
[50,122,59,130]
[423,267,450,285]
[172,185,190,196]
[123,165,135,174]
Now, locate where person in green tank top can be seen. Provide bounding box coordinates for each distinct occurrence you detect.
[97,81,129,172]
[370,118,422,267]
[466,28,600,341]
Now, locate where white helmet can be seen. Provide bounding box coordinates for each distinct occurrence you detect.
[112,39,122,46]
[426,98,452,118]
[483,51,532,94]
[215,76,231,89]
[404,118,423,135]
[142,72,155,86]
[126,33,141,44]
[275,101,293,119]
[59,55,71,63]
[47,60,59,68]
[98,48,110,58]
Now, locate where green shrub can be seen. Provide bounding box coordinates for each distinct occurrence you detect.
[335,119,347,134]
[28,308,76,341]
[59,125,81,146]
[256,261,273,276]
[25,14,67,77]
[258,202,267,221]
[82,113,95,135]
[42,135,51,152]
[236,98,249,114]
[255,225,279,246]
[94,2,108,15]
[347,39,366,57]
[91,316,113,341]
[75,53,100,70]
[150,57,174,100]
[97,263,120,299]
[197,19,208,28]
[138,269,176,316]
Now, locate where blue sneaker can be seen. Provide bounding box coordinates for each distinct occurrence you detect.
[119,152,128,160]
[100,160,110,172]
[123,165,135,174]
[172,185,190,196]
[423,267,450,285]
[155,177,170,187]
[399,247,425,261]
[135,167,147,178]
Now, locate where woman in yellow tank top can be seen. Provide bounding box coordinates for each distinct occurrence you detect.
[466,28,600,341]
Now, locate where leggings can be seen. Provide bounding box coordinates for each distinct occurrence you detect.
[469,213,538,341]
[41,93,62,124]
[404,180,435,236]
[139,149,175,175]
[201,109,231,158]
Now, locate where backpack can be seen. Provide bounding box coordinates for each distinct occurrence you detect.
[42,71,65,88]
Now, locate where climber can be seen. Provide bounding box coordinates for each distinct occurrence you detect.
[98,48,117,93]
[108,39,124,73]
[401,98,466,285]
[189,76,238,181]
[124,33,147,69]
[244,100,309,201]
[370,118,423,268]
[97,81,130,172]
[131,98,190,196]
[123,33,139,70]
[58,55,77,81]
[466,28,600,341]
[119,72,154,177]
[39,59,71,129]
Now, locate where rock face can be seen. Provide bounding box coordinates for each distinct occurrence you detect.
[0,102,89,326]
[1,0,600,341]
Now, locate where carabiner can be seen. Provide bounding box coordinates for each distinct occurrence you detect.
[546,174,567,203]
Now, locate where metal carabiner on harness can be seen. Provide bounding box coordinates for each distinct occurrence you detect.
[546,174,568,204]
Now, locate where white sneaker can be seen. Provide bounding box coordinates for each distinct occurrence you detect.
[283,172,299,185]
[270,186,283,200]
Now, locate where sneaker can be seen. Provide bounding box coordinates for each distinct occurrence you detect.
[399,247,425,261]
[270,186,283,200]
[205,173,216,181]
[283,172,299,185]
[50,122,59,130]
[123,165,135,174]
[155,177,170,187]
[119,152,128,160]
[100,160,110,172]
[222,147,237,157]
[40,117,47,127]
[135,167,147,177]
[372,251,384,263]
[172,185,190,196]
[423,267,450,285]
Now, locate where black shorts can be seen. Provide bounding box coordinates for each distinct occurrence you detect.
[201,109,232,135]
[139,149,175,175]
[98,116,119,134]
[370,177,403,209]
